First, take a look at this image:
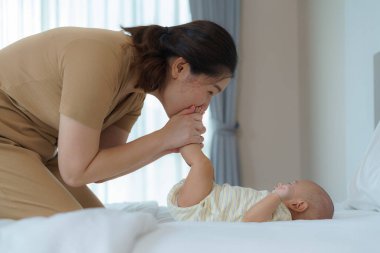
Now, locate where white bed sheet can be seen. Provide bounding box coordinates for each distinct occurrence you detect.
[0,208,157,253]
[132,209,380,253]
[0,203,378,253]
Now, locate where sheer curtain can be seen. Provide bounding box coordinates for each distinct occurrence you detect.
[0,0,211,205]
[189,0,241,186]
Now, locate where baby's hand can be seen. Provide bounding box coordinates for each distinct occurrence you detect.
[273,183,294,201]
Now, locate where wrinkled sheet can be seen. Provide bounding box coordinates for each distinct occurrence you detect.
[0,208,156,253]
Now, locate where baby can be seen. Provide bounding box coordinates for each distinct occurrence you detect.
[167,144,334,222]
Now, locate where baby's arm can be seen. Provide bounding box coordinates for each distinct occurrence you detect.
[242,184,292,222]
[176,144,215,207]
[241,193,282,222]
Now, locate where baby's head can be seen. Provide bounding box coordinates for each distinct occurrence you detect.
[278,179,334,220]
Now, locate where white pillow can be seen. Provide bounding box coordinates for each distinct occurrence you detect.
[345,122,380,211]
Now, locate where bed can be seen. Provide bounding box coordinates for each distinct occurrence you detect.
[1,120,380,253]
[0,203,379,253]
[133,208,380,253]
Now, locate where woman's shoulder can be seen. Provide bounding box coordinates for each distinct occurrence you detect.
[47,26,126,45]
[51,27,132,65]
[47,26,119,36]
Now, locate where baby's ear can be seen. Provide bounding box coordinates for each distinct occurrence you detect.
[288,199,309,213]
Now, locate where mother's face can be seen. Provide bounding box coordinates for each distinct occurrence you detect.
[158,57,231,117]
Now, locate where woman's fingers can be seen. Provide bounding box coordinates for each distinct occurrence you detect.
[195,122,206,134]
[190,113,203,121]
[189,134,204,144]
[161,104,207,151]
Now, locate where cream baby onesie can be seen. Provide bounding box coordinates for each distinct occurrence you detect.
[167,180,292,222]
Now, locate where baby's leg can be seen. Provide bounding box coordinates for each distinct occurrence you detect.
[177,146,215,207]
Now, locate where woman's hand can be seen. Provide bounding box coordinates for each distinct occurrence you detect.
[159,105,206,153]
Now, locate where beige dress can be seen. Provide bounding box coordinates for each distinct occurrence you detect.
[0,27,145,219]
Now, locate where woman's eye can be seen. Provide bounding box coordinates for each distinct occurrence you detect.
[208,91,214,96]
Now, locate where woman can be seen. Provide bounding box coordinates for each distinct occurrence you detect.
[0,20,237,219]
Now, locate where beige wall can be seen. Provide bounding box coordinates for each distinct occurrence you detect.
[238,0,347,201]
[238,0,301,190]
[298,0,346,201]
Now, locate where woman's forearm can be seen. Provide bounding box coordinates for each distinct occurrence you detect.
[75,130,166,185]
[95,147,171,183]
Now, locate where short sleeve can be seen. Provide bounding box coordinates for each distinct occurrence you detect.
[113,93,145,132]
[167,180,223,221]
[60,39,120,130]
[272,202,292,221]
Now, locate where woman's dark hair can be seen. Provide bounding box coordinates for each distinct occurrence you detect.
[122,20,238,92]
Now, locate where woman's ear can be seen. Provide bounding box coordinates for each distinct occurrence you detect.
[171,57,189,79]
[287,199,309,213]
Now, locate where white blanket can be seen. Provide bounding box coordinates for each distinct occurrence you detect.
[0,208,156,253]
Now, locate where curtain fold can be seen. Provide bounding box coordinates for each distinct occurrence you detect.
[189,0,241,185]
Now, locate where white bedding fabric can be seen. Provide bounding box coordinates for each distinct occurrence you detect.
[346,121,380,211]
[133,209,380,253]
[0,208,156,253]
[0,203,379,253]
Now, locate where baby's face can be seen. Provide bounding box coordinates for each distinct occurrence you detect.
[274,180,316,200]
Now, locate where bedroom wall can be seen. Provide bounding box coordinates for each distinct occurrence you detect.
[238,0,380,202]
[298,0,346,201]
[298,0,380,201]
[238,0,346,201]
[344,0,380,189]
[238,0,301,190]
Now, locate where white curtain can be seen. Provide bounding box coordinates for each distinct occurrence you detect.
[0,0,211,205]
[189,0,241,186]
